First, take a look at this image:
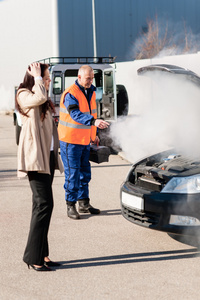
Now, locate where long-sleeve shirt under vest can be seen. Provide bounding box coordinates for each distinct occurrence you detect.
[64,80,96,126]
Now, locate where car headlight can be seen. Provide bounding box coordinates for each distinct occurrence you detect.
[161,174,200,194]
[169,215,200,226]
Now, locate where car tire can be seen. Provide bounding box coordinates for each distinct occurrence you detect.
[168,233,200,248]
[16,121,21,145]
[116,84,128,116]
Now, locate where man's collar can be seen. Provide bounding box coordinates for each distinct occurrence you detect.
[75,79,96,92]
[75,79,85,91]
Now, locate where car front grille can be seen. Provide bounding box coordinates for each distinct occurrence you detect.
[122,204,160,227]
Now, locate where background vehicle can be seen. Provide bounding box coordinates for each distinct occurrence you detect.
[120,64,200,248]
[13,57,128,145]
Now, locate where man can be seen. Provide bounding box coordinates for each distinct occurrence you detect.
[58,65,109,219]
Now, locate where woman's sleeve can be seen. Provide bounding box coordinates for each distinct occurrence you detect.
[17,79,47,109]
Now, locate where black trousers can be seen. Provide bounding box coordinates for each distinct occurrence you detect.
[23,152,55,266]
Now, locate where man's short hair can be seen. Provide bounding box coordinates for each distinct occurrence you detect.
[78,65,94,76]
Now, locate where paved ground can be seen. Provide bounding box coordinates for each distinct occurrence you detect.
[1,114,200,300]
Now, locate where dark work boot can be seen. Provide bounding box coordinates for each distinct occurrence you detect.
[78,199,100,214]
[67,201,80,219]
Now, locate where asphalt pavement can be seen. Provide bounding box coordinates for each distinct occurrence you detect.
[1,113,200,300]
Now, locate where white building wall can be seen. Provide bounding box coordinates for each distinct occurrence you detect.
[0,0,58,111]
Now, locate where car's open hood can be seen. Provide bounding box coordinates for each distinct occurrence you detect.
[137,64,200,86]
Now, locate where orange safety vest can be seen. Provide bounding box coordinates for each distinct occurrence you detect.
[58,83,97,145]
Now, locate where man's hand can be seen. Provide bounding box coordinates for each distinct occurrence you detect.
[94,119,110,129]
[92,136,100,146]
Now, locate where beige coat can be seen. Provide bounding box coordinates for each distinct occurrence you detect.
[17,79,63,177]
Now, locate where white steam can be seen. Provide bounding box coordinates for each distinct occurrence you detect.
[111,72,200,163]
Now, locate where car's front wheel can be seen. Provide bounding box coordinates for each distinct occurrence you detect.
[168,233,200,248]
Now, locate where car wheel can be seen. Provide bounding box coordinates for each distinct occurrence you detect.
[116,84,128,116]
[168,233,200,248]
[16,121,21,145]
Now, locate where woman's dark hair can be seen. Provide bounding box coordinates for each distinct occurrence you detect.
[15,63,55,121]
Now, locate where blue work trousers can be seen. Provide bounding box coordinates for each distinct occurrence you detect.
[60,141,91,203]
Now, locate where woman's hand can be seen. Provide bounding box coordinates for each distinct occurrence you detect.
[27,62,41,77]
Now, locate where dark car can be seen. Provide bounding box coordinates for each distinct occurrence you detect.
[120,64,200,247]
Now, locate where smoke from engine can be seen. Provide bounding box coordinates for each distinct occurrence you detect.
[110,71,200,163]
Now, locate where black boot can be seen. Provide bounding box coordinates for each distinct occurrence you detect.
[78,198,100,214]
[67,201,80,219]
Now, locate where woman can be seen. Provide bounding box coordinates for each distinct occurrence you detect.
[16,62,63,271]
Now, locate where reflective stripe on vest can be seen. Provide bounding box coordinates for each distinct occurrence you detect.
[58,83,97,145]
[60,107,91,115]
[59,119,91,130]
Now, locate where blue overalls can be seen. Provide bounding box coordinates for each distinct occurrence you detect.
[60,80,96,203]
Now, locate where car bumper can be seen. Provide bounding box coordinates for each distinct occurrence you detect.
[120,181,200,236]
